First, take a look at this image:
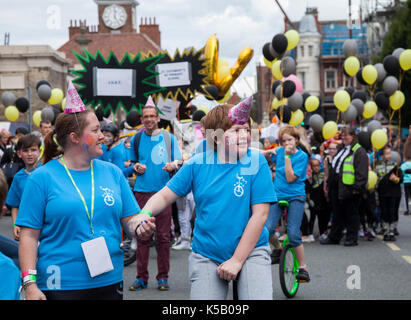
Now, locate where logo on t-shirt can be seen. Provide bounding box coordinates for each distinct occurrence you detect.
[233,173,247,197]
[100,186,115,206]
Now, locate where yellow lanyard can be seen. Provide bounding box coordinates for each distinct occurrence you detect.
[60,156,95,234]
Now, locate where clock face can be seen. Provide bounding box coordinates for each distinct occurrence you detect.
[102,4,127,30]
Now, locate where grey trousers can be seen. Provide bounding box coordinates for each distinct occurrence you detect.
[188,246,273,300]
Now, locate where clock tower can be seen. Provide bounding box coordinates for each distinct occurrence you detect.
[95,0,139,33]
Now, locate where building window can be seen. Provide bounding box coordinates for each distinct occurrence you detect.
[308,45,313,56]
[299,72,306,89]
[325,70,336,90]
[300,45,304,57]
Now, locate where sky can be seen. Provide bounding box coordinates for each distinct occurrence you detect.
[0,0,363,107]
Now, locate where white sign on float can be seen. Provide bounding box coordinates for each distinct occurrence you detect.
[93,67,136,97]
[156,62,191,87]
[156,97,179,121]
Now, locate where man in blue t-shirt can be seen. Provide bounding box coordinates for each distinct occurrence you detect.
[127,100,181,292]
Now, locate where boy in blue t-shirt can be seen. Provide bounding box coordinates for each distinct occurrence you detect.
[6,134,42,241]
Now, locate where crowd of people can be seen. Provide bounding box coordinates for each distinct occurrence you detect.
[0,90,410,300]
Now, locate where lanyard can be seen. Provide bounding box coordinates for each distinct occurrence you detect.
[60,156,95,234]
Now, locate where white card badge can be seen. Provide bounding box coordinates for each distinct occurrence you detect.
[81,236,114,278]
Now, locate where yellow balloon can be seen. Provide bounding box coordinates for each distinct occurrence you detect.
[5,106,19,122]
[322,121,338,140]
[305,96,320,112]
[371,129,387,150]
[399,49,411,71]
[344,56,360,77]
[289,109,304,126]
[198,105,209,114]
[264,57,274,69]
[61,97,66,111]
[272,97,287,110]
[368,170,377,190]
[285,30,300,50]
[334,90,351,112]
[363,101,377,119]
[362,64,378,85]
[48,88,64,105]
[272,60,283,80]
[33,110,42,127]
[389,90,405,110]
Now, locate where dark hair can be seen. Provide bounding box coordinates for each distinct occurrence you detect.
[16,134,41,151]
[0,170,7,209]
[40,120,52,127]
[15,127,29,135]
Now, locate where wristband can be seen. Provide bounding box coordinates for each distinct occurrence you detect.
[138,209,152,217]
[22,269,37,278]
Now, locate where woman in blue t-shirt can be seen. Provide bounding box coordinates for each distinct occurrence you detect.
[16,110,141,300]
[265,125,310,283]
[132,103,277,300]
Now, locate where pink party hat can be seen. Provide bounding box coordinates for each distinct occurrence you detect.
[144,95,156,108]
[64,80,86,113]
[228,96,253,125]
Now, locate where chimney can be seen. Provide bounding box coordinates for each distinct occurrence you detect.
[139,16,161,48]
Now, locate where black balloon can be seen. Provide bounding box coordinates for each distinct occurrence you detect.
[15,97,29,113]
[271,34,288,55]
[345,86,354,97]
[263,42,276,61]
[352,90,367,103]
[95,106,105,121]
[272,80,282,95]
[126,110,141,127]
[356,68,367,85]
[358,131,371,150]
[36,80,51,91]
[192,110,206,122]
[204,85,219,100]
[282,80,296,98]
[383,55,400,76]
[374,91,389,110]
[276,105,291,123]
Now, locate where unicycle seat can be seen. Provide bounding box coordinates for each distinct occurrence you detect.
[278,200,289,210]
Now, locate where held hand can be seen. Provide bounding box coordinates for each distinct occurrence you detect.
[25,284,46,300]
[389,173,398,182]
[133,163,146,175]
[216,257,243,282]
[135,216,156,239]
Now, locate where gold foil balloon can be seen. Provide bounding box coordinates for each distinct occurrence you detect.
[204,34,219,84]
[217,47,253,96]
[216,58,230,84]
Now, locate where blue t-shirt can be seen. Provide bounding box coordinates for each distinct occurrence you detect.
[15,158,140,291]
[271,147,309,200]
[401,161,411,184]
[194,139,208,154]
[101,142,134,177]
[128,130,182,193]
[0,252,20,300]
[6,164,42,208]
[167,149,277,264]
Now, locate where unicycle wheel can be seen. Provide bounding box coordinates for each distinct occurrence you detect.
[279,243,299,298]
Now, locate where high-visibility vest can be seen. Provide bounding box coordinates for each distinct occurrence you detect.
[342,143,361,185]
